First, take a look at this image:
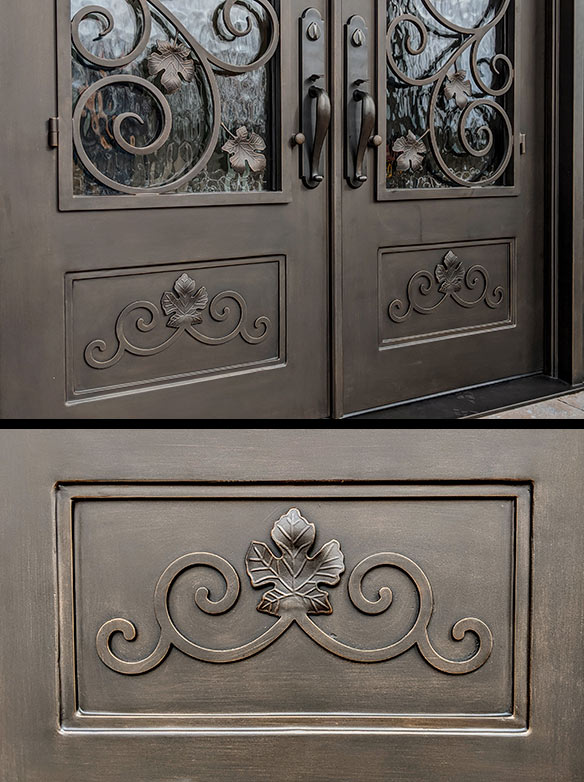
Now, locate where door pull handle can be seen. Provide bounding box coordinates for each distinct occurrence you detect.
[353,88,376,184]
[308,84,331,186]
[346,15,381,188]
[299,9,330,189]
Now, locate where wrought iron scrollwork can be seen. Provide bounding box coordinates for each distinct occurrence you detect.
[387,0,514,187]
[71,0,279,194]
[97,508,493,674]
[388,250,505,323]
[84,273,271,369]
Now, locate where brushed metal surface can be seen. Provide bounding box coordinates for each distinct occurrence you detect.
[56,483,529,732]
[1,429,583,780]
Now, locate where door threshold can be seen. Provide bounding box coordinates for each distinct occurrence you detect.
[346,375,579,420]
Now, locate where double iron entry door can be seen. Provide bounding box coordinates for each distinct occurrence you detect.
[3,0,545,417]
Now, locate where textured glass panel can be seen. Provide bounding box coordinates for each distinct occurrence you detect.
[386,0,514,190]
[71,0,280,195]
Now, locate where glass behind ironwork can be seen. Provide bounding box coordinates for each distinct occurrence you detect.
[386,0,515,190]
[71,0,279,196]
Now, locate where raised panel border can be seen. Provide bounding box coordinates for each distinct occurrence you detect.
[378,238,517,350]
[56,481,531,734]
[65,255,287,404]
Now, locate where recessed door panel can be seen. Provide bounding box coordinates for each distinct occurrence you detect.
[57,483,530,731]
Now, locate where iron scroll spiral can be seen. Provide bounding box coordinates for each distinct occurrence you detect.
[387,0,514,187]
[96,509,493,675]
[71,0,280,195]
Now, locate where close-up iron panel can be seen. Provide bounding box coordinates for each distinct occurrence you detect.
[0,428,582,780]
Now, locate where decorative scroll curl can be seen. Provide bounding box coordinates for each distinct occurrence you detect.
[71,0,280,194]
[84,273,271,369]
[387,0,514,187]
[388,250,505,323]
[97,508,493,675]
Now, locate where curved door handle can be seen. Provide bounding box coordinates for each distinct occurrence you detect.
[353,89,376,184]
[307,85,331,187]
[345,15,381,188]
[298,9,330,189]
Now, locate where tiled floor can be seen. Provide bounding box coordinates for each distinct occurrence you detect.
[484,391,584,419]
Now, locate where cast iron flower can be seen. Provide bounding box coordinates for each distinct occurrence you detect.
[222,126,267,175]
[435,251,465,294]
[393,130,427,172]
[444,70,472,109]
[148,40,195,94]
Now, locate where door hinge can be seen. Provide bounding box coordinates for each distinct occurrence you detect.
[48,117,59,148]
[519,133,527,155]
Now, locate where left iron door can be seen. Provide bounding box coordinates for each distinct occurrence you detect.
[0,0,329,419]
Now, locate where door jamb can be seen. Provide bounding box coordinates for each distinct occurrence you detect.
[551,0,584,385]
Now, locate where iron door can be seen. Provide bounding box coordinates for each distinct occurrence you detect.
[1,428,583,781]
[336,0,546,416]
[0,0,330,419]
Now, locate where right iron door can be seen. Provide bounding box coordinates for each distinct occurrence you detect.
[339,0,545,415]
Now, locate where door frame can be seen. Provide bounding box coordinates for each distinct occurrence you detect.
[330,0,584,419]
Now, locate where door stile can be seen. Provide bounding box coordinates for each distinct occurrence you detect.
[336,0,551,417]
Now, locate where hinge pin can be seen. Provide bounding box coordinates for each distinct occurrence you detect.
[48,117,59,148]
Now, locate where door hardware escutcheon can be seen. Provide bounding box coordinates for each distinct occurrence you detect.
[299,9,331,189]
[345,16,379,188]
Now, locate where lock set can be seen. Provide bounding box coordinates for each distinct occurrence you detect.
[297,9,332,189]
[345,15,382,188]
[296,10,381,190]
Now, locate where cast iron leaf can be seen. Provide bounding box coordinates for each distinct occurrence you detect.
[393,130,427,172]
[222,126,267,175]
[245,508,345,616]
[444,70,472,109]
[435,251,465,294]
[147,40,195,94]
[161,273,209,329]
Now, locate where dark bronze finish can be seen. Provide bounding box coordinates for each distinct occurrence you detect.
[345,15,377,188]
[56,473,531,734]
[299,9,330,188]
[0,0,332,418]
[47,117,59,148]
[388,250,505,324]
[83,272,271,370]
[383,0,515,193]
[1,1,584,419]
[3,429,584,779]
[337,1,547,416]
[66,256,286,403]
[307,84,332,185]
[96,506,492,674]
[70,0,280,197]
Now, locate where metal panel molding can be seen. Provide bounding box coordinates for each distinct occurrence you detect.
[378,239,517,349]
[56,481,531,733]
[65,256,286,402]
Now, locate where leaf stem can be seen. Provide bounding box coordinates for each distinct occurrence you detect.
[221,122,237,139]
